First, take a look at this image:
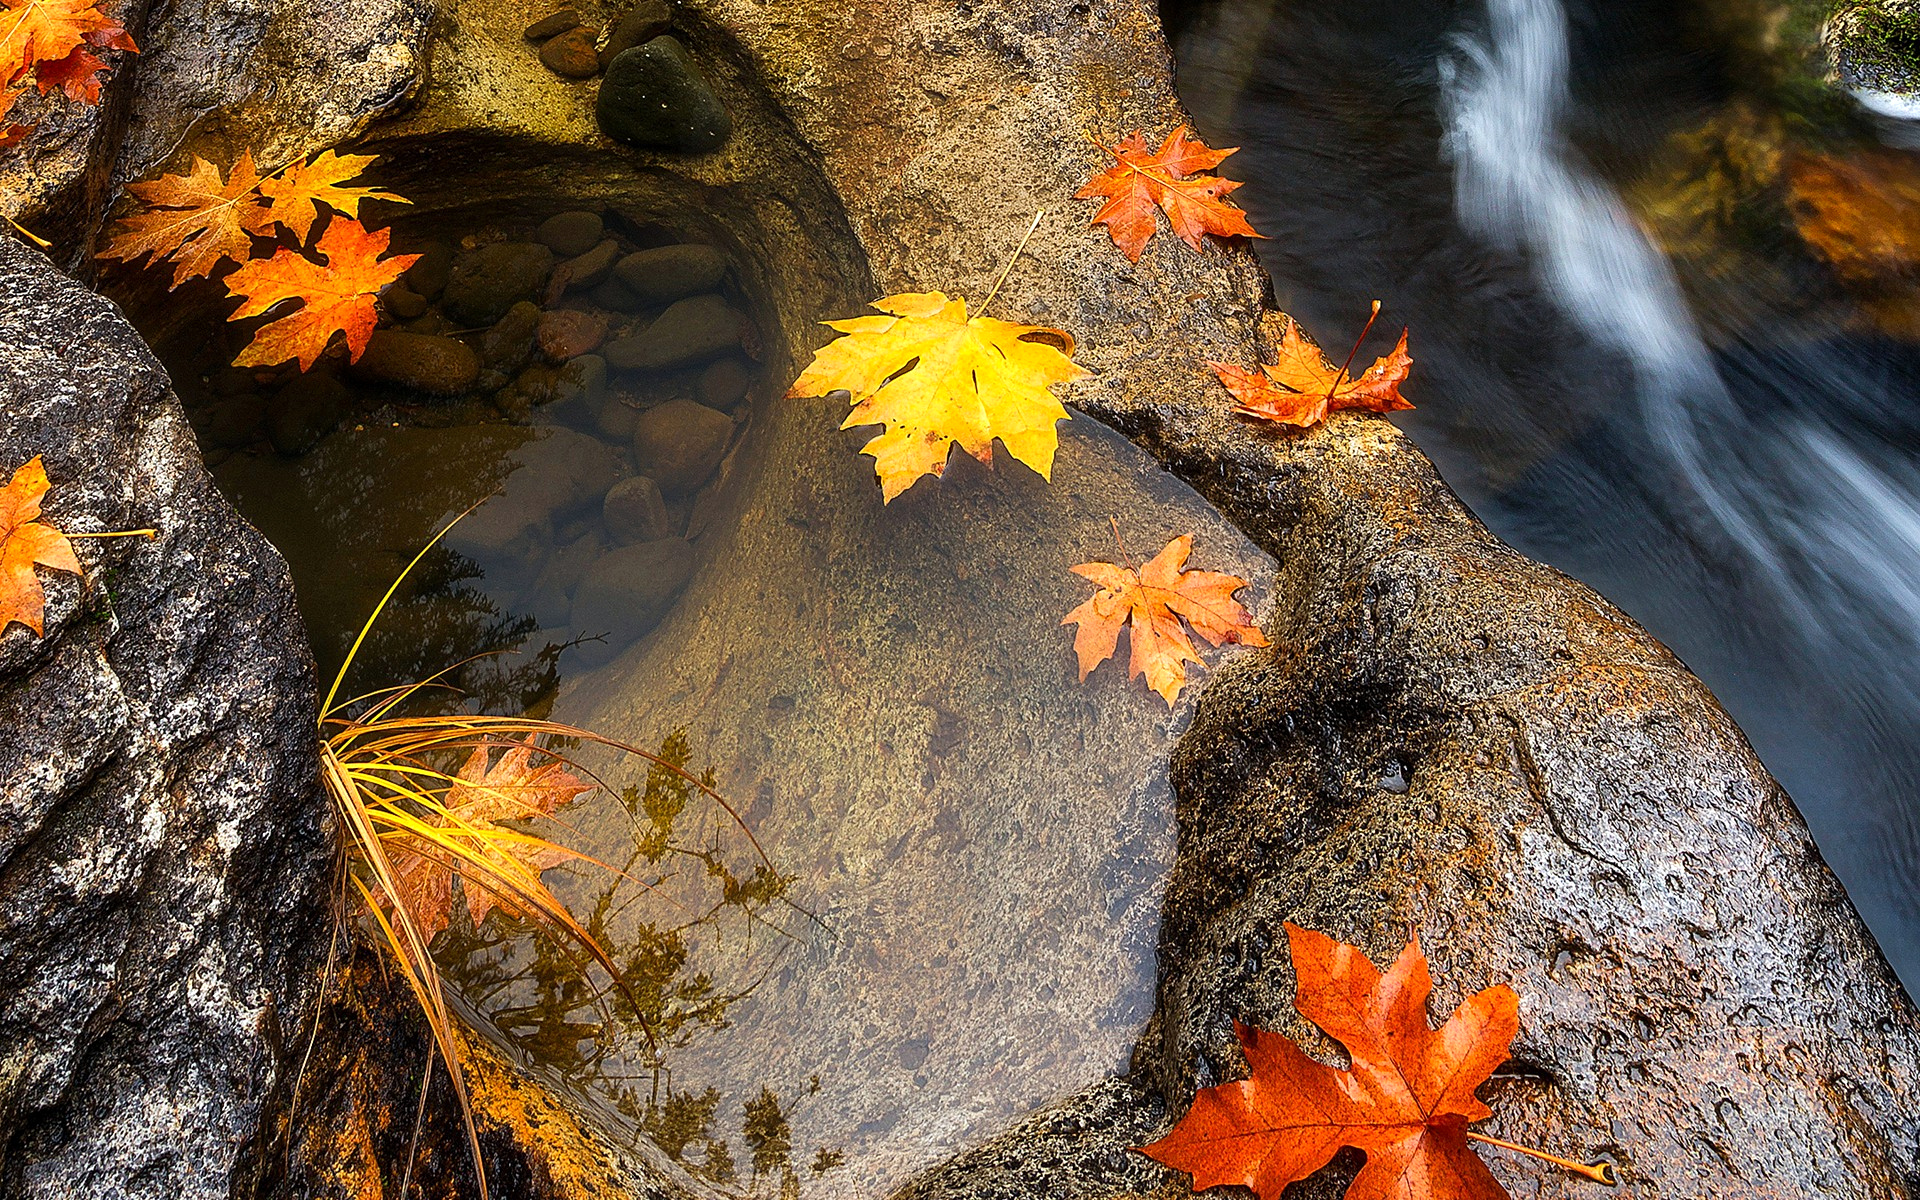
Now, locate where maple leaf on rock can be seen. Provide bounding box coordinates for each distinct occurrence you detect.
[98,151,273,285]
[787,290,1085,503]
[223,218,420,370]
[1076,126,1261,262]
[1211,313,1414,429]
[0,456,80,637]
[387,737,594,943]
[1141,923,1519,1200]
[0,0,134,85]
[257,149,409,241]
[1064,534,1266,706]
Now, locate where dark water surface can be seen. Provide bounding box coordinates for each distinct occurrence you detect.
[1168,0,1920,985]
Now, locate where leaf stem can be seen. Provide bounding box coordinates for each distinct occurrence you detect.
[981,208,1046,316]
[66,528,158,539]
[1466,1132,1618,1186]
[1324,300,1383,403]
[5,214,50,249]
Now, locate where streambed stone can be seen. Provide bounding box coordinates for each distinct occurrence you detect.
[481,300,543,371]
[523,8,581,41]
[604,293,743,371]
[596,36,732,152]
[267,372,355,455]
[697,357,753,410]
[405,241,453,299]
[348,329,481,395]
[603,474,672,544]
[539,309,609,362]
[537,210,604,256]
[612,243,728,303]
[559,238,621,290]
[632,397,732,495]
[598,0,671,69]
[569,537,694,663]
[539,27,601,78]
[443,241,556,324]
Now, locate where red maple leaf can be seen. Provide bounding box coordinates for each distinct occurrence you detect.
[1211,308,1414,429]
[1140,923,1519,1200]
[222,218,419,370]
[1075,126,1261,262]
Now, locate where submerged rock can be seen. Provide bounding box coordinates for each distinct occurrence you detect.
[267,371,355,455]
[612,242,728,303]
[603,293,743,371]
[405,240,454,300]
[559,238,621,290]
[349,329,481,395]
[632,397,732,495]
[481,300,543,371]
[383,283,428,319]
[553,353,609,412]
[697,357,753,410]
[602,474,672,544]
[523,8,581,40]
[596,36,732,153]
[536,210,605,257]
[570,537,694,663]
[538,27,600,78]
[598,0,671,69]
[538,309,609,361]
[443,241,556,324]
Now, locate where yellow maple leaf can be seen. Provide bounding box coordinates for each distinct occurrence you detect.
[256,149,408,241]
[786,290,1085,502]
[223,218,419,370]
[97,151,272,285]
[0,455,80,637]
[1,0,126,84]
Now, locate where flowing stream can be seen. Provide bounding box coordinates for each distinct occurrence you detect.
[1170,0,1920,986]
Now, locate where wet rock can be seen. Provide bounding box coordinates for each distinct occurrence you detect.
[0,237,328,1200]
[697,357,753,410]
[348,330,481,395]
[523,8,581,41]
[539,27,601,78]
[538,309,609,362]
[596,393,641,441]
[404,240,453,300]
[596,36,732,153]
[612,243,728,304]
[598,0,671,69]
[404,310,456,336]
[633,397,732,496]
[528,529,607,626]
[481,300,543,372]
[442,241,556,325]
[383,283,428,319]
[476,367,511,394]
[602,474,672,544]
[559,238,621,290]
[603,294,743,372]
[444,426,622,576]
[590,276,643,312]
[570,537,694,664]
[536,210,604,257]
[553,353,608,411]
[266,372,355,455]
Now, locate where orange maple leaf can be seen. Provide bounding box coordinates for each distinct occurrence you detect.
[0,456,80,637]
[1076,126,1261,263]
[1063,533,1266,706]
[97,151,272,285]
[1,0,134,85]
[1140,924,1519,1200]
[256,149,409,242]
[388,737,594,943]
[223,218,420,370]
[1210,309,1414,429]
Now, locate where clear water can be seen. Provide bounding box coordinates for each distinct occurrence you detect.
[1169,0,1920,986]
[131,212,1277,1196]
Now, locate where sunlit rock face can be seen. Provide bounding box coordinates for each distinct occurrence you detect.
[0,237,328,1199]
[1830,1,1920,115]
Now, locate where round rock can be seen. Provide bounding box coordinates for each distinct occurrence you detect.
[602,475,672,544]
[603,294,743,372]
[538,309,609,362]
[611,243,728,304]
[383,284,428,320]
[559,238,621,290]
[540,27,601,77]
[442,242,556,325]
[596,36,732,153]
[697,357,753,410]
[348,330,481,396]
[570,537,695,663]
[598,0,671,68]
[481,300,543,371]
[404,241,453,299]
[536,211,605,257]
[633,397,732,495]
[524,9,581,40]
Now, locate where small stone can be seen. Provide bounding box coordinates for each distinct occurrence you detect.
[697,357,753,410]
[538,309,609,362]
[514,363,562,406]
[404,311,456,336]
[603,475,672,544]
[570,537,694,664]
[559,239,621,290]
[553,354,608,409]
[266,373,354,455]
[349,331,481,396]
[540,27,602,77]
[527,529,606,626]
[597,394,640,441]
[611,243,728,303]
[598,0,671,68]
[443,242,556,324]
[603,294,743,372]
[536,211,605,257]
[633,397,732,495]
[524,9,581,40]
[589,276,644,312]
[384,284,428,319]
[481,300,543,371]
[405,241,453,299]
[596,36,732,153]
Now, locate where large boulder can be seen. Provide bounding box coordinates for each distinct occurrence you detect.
[0,238,329,1197]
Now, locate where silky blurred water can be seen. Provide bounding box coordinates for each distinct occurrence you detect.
[1169,0,1920,986]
